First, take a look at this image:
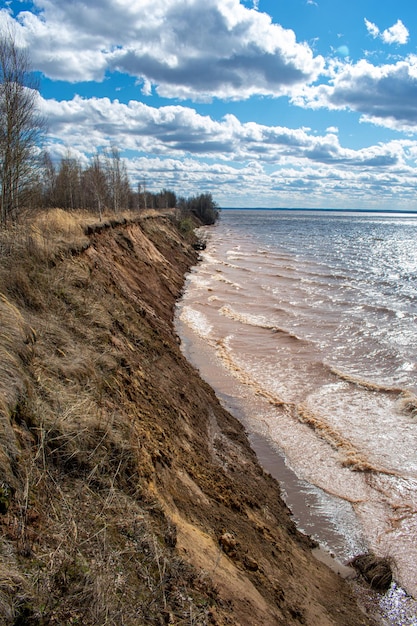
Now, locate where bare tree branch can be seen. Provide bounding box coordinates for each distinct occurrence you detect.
[0,28,45,225]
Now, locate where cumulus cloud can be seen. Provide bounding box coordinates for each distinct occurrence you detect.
[382,19,409,45]
[364,18,409,45]
[3,1,417,208]
[123,153,417,209]
[2,0,324,100]
[40,94,410,171]
[293,56,417,132]
[38,92,417,208]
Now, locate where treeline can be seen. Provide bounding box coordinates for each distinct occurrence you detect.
[36,149,220,226]
[177,193,220,226]
[0,29,219,227]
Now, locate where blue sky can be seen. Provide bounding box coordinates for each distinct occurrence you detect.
[2,0,417,209]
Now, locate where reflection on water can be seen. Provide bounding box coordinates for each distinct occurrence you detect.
[175,210,417,624]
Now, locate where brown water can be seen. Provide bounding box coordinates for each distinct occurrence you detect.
[175,210,417,625]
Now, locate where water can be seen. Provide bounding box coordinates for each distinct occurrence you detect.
[175,209,417,624]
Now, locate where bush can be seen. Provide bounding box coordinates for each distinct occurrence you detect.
[177,193,220,225]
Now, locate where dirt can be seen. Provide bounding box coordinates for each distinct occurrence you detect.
[0,211,380,624]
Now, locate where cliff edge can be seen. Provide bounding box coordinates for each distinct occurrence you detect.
[0,209,377,625]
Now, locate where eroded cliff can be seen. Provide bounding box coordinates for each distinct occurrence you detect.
[0,210,377,625]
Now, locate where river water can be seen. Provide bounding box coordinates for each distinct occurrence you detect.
[175,209,417,624]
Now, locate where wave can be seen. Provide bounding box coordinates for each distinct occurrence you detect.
[296,403,400,477]
[328,366,404,395]
[215,335,404,481]
[187,275,213,290]
[398,390,417,418]
[219,305,307,343]
[225,253,254,261]
[300,269,352,283]
[212,274,243,289]
[179,306,213,340]
[358,301,412,319]
[222,261,252,272]
[321,366,417,422]
[214,337,286,408]
[198,252,219,266]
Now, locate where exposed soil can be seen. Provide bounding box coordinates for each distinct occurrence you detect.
[0,210,379,624]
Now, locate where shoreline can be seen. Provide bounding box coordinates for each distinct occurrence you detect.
[0,211,381,624]
[175,308,360,554]
[175,217,417,625]
[176,322,359,559]
[176,313,364,574]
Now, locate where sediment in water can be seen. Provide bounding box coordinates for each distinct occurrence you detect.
[0,210,378,625]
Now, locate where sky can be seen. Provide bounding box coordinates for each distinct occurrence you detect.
[2,0,417,210]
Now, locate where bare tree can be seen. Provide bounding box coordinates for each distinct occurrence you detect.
[142,179,148,211]
[0,29,44,225]
[83,154,108,220]
[40,150,57,207]
[104,146,130,213]
[54,151,82,210]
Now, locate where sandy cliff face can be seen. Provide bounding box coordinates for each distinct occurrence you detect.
[0,212,377,625]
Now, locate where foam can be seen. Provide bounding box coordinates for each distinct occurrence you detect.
[179,306,213,340]
[219,305,305,343]
[329,366,403,394]
[295,403,394,475]
[215,337,286,407]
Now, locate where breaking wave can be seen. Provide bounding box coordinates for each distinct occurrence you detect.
[219,305,307,344]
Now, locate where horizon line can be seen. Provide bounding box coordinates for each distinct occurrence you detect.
[221,207,417,214]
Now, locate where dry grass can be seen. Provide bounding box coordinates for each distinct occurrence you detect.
[0,208,88,263]
[0,293,34,495]
[0,208,219,624]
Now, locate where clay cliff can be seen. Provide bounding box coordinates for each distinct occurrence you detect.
[0,209,377,625]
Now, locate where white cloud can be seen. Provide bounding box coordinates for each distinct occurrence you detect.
[124,154,417,209]
[293,56,417,132]
[365,17,409,46]
[3,2,417,209]
[38,92,417,209]
[382,19,409,45]
[364,18,380,39]
[3,0,324,100]
[40,94,413,171]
